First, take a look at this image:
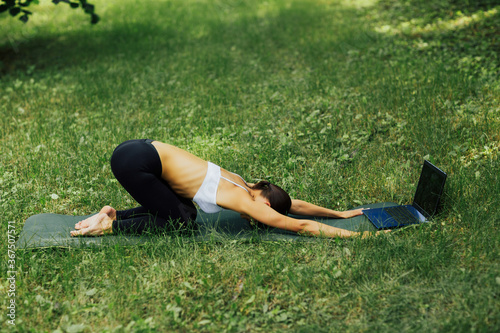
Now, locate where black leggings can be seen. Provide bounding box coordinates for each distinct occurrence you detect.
[110,139,197,234]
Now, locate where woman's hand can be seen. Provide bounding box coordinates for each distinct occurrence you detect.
[340,208,366,219]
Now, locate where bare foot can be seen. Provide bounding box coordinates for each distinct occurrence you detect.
[74,213,100,230]
[75,205,116,230]
[71,213,113,237]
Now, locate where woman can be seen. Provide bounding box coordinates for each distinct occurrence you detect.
[71,139,384,238]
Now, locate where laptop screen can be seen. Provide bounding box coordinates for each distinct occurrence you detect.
[412,161,447,218]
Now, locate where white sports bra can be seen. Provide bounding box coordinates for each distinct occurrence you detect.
[193,162,249,213]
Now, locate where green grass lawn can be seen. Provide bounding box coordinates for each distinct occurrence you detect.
[1,0,499,331]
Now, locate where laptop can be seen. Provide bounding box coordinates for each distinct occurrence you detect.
[363,160,447,229]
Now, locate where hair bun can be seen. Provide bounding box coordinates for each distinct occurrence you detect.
[250,180,291,217]
[251,180,271,190]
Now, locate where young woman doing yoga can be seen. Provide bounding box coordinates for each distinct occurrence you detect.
[71,139,386,238]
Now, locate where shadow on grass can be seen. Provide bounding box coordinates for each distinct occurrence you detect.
[1,0,497,79]
[0,20,181,74]
[0,0,372,77]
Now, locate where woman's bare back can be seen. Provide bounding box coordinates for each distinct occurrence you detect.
[151,141,209,198]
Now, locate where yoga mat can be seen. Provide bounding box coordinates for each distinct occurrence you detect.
[16,203,397,249]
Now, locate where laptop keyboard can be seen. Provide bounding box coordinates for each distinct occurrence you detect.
[383,206,419,225]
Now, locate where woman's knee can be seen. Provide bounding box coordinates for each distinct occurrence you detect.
[178,202,198,222]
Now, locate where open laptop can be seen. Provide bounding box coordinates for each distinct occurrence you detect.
[363,160,447,229]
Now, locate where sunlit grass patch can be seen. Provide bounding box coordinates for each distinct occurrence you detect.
[374,7,499,36]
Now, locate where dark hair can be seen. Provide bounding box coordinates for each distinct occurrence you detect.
[251,181,291,216]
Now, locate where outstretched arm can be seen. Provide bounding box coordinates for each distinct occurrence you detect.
[228,196,384,238]
[290,199,364,219]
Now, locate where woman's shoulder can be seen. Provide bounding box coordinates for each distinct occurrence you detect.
[216,182,253,212]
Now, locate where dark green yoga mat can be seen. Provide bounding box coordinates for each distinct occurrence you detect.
[16,203,397,249]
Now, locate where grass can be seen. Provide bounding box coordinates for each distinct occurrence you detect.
[1,0,499,331]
